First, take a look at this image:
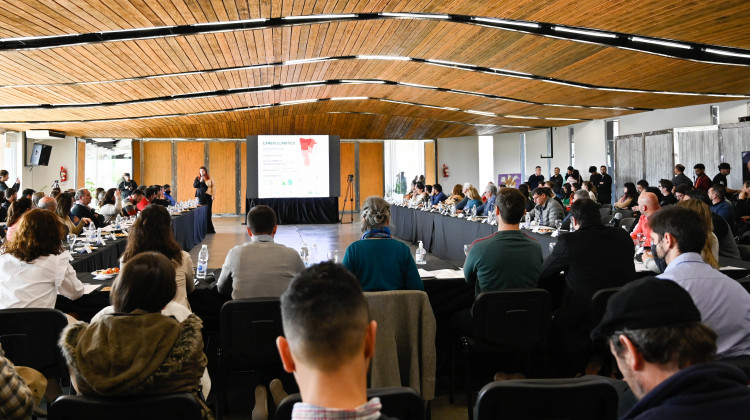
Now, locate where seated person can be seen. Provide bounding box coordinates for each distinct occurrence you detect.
[530,187,564,226]
[658,179,678,206]
[97,188,122,224]
[0,344,35,420]
[475,185,497,216]
[120,205,194,309]
[560,190,589,230]
[614,182,638,209]
[276,263,386,419]
[630,192,660,247]
[5,198,32,241]
[0,209,84,309]
[137,187,156,211]
[70,189,105,228]
[709,184,735,233]
[459,186,483,213]
[444,184,464,205]
[674,183,693,201]
[122,189,144,216]
[163,184,176,206]
[409,182,428,206]
[60,252,212,418]
[343,196,423,291]
[55,193,91,236]
[454,183,473,210]
[430,183,448,206]
[217,205,305,299]
[519,183,535,213]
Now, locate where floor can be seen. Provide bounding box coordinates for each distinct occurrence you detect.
[189,215,467,420]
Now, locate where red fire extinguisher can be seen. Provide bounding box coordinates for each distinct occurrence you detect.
[60,166,68,182]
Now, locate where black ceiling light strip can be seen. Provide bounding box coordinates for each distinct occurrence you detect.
[0,95,581,125]
[1,13,749,66]
[3,54,746,99]
[0,78,652,112]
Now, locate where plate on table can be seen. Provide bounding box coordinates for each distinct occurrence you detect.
[535,226,555,234]
[74,246,98,252]
[92,268,119,279]
[114,232,127,237]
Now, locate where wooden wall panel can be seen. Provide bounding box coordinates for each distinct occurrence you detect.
[76,140,85,189]
[208,142,236,214]
[176,142,205,202]
[359,142,384,207]
[142,142,172,187]
[340,142,356,212]
[131,140,141,185]
[424,141,436,186]
[241,142,247,214]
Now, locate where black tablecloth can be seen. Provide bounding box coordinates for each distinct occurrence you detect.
[70,238,128,272]
[247,197,339,224]
[172,205,208,251]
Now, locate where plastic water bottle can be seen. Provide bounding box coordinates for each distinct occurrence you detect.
[524,213,531,229]
[310,244,318,264]
[300,243,310,267]
[416,241,427,265]
[197,245,208,280]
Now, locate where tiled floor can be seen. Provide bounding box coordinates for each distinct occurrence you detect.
[191,215,468,420]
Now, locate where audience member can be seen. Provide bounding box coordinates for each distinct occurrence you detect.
[0,187,16,222]
[0,170,19,193]
[630,192,660,247]
[218,205,304,299]
[454,183,473,211]
[49,188,61,199]
[649,206,750,359]
[581,181,597,202]
[342,196,423,291]
[117,172,138,199]
[561,183,572,208]
[592,278,750,419]
[713,162,738,194]
[444,184,464,205]
[120,205,194,309]
[37,196,57,212]
[597,166,613,204]
[614,182,638,210]
[460,186,483,213]
[565,166,582,185]
[676,200,719,268]
[635,180,649,195]
[708,184,735,232]
[518,183,535,212]
[528,166,545,190]
[409,182,428,206]
[686,189,740,259]
[658,179,677,206]
[276,263,383,420]
[55,193,91,235]
[31,191,44,208]
[530,187,564,226]
[71,189,105,228]
[693,164,711,191]
[151,185,171,207]
[588,165,601,187]
[163,184,176,206]
[539,199,635,374]
[5,198,32,241]
[0,343,35,420]
[672,164,692,189]
[60,252,212,418]
[430,184,447,206]
[122,188,144,216]
[98,188,122,224]
[560,190,588,230]
[550,167,563,195]
[674,183,692,201]
[137,187,156,211]
[475,184,497,216]
[0,209,83,309]
[92,187,105,208]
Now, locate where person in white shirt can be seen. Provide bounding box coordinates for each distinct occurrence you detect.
[0,209,83,309]
[97,188,122,224]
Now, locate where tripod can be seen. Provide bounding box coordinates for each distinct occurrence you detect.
[341,174,355,224]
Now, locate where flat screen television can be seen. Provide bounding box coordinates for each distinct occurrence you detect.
[30,144,52,166]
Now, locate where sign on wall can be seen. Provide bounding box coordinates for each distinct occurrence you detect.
[498,173,522,188]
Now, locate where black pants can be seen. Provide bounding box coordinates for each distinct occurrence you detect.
[199,193,215,233]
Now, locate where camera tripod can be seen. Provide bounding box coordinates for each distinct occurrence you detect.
[341,174,355,224]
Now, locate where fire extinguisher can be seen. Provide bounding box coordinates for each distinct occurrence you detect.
[60,166,68,182]
[442,164,450,178]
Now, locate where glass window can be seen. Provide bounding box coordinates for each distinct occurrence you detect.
[383,140,426,202]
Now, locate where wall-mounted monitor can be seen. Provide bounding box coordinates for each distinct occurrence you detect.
[30,144,52,166]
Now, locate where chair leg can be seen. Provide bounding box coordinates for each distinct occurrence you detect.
[463,350,474,420]
[448,341,456,404]
[216,347,224,420]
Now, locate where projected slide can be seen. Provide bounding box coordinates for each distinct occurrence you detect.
[258,135,330,198]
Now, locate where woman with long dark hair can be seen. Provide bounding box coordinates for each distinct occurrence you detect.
[55,193,91,235]
[193,166,216,234]
[614,182,639,209]
[121,205,194,309]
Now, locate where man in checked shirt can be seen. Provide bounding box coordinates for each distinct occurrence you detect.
[0,344,34,420]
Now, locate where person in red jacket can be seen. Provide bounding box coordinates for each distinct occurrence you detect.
[693,164,711,191]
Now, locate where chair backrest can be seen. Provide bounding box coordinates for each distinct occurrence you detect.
[48,392,203,420]
[620,217,637,233]
[614,209,633,219]
[474,378,618,420]
[588,287,622,331]
[219,298,283,365]
[737,244,750,262]
[736,276,750,295]
[276,387,424,420]
[599,208,611,218]
[0,308,69,378]
[472,289,551,348]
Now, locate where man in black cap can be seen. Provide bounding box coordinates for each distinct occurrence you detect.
[592,277,750,419]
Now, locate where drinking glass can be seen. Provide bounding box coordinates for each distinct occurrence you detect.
[555,220,563,233]
[549,242,556,253]
[67,234,76,250]
[327,250,339,263]
[464,244,471,256]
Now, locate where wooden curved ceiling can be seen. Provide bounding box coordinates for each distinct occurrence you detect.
[0,1,748,139]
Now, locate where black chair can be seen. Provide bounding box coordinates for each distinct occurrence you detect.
[737,244,750,262]
[216,298,284,420]
[276,387,424,420]
[588,287,622,332]
[474,377,618,420]
[736,276,750,295]
[614,209,633,219]
[48,392,203,420]
[599,208,611,219]
[620,217,637,233]
[450,289,551,420]
[0,308,69,379]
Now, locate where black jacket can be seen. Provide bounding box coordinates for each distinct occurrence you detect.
[70,203,105,228]
[539,223,635,351]
[598,173,613,204]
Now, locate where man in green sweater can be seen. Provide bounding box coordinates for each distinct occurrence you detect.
[452,187,543,333]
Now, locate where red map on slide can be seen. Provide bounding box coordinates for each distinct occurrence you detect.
[300,138,316,151]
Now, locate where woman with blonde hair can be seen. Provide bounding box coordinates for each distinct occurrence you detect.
[342,196,423,291]
[677,199,720,268]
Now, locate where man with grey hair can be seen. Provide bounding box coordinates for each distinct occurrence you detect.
[217,205,305,299]
[560,190,589,230]
[475,184,497,216]
[37,196,57,212]
[70,189,105,228]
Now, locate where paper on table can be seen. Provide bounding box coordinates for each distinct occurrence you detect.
[418,269,434,279]
[720,266,746,271]
[427,269,465,279]
[83,284,100,294]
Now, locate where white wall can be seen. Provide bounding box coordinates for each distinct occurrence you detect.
[619,99,749,136]
[436,136,479,188]
[22,135,77,192]
[493,133,521,176]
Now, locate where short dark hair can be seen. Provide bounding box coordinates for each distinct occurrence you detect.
[415,182,425,190]
[144,187,157,199]
[0,170,8,177]
[609,322,716,369]
[718,162,731,170]
[131,188,144,198]
[570,198,601,226]
[432,184,442,193]
[21,188,34,197]
[425,185,433,194]
[495,188,527,224]
[5,187,17,198]
[588,166,597,173]
[659,179,674,192]
[247,205,277,235]
[163,184,171,189]
[694,163,705,170]
[675,183,692,196]
[675,164,685,172]
[531,187,548,198]
[686,189,710,206]
[648,206,706,254]
[111,252,176,313]
[281,262,369,370]
[535,166,541,170]
[710,184,726,201]
[637,180,649,189]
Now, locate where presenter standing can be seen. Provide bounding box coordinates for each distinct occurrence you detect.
[193,166,216,234]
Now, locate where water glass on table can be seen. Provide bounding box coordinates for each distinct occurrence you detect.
[464,244,471,256]
[67,234,76,250]
[327,249,339,263]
